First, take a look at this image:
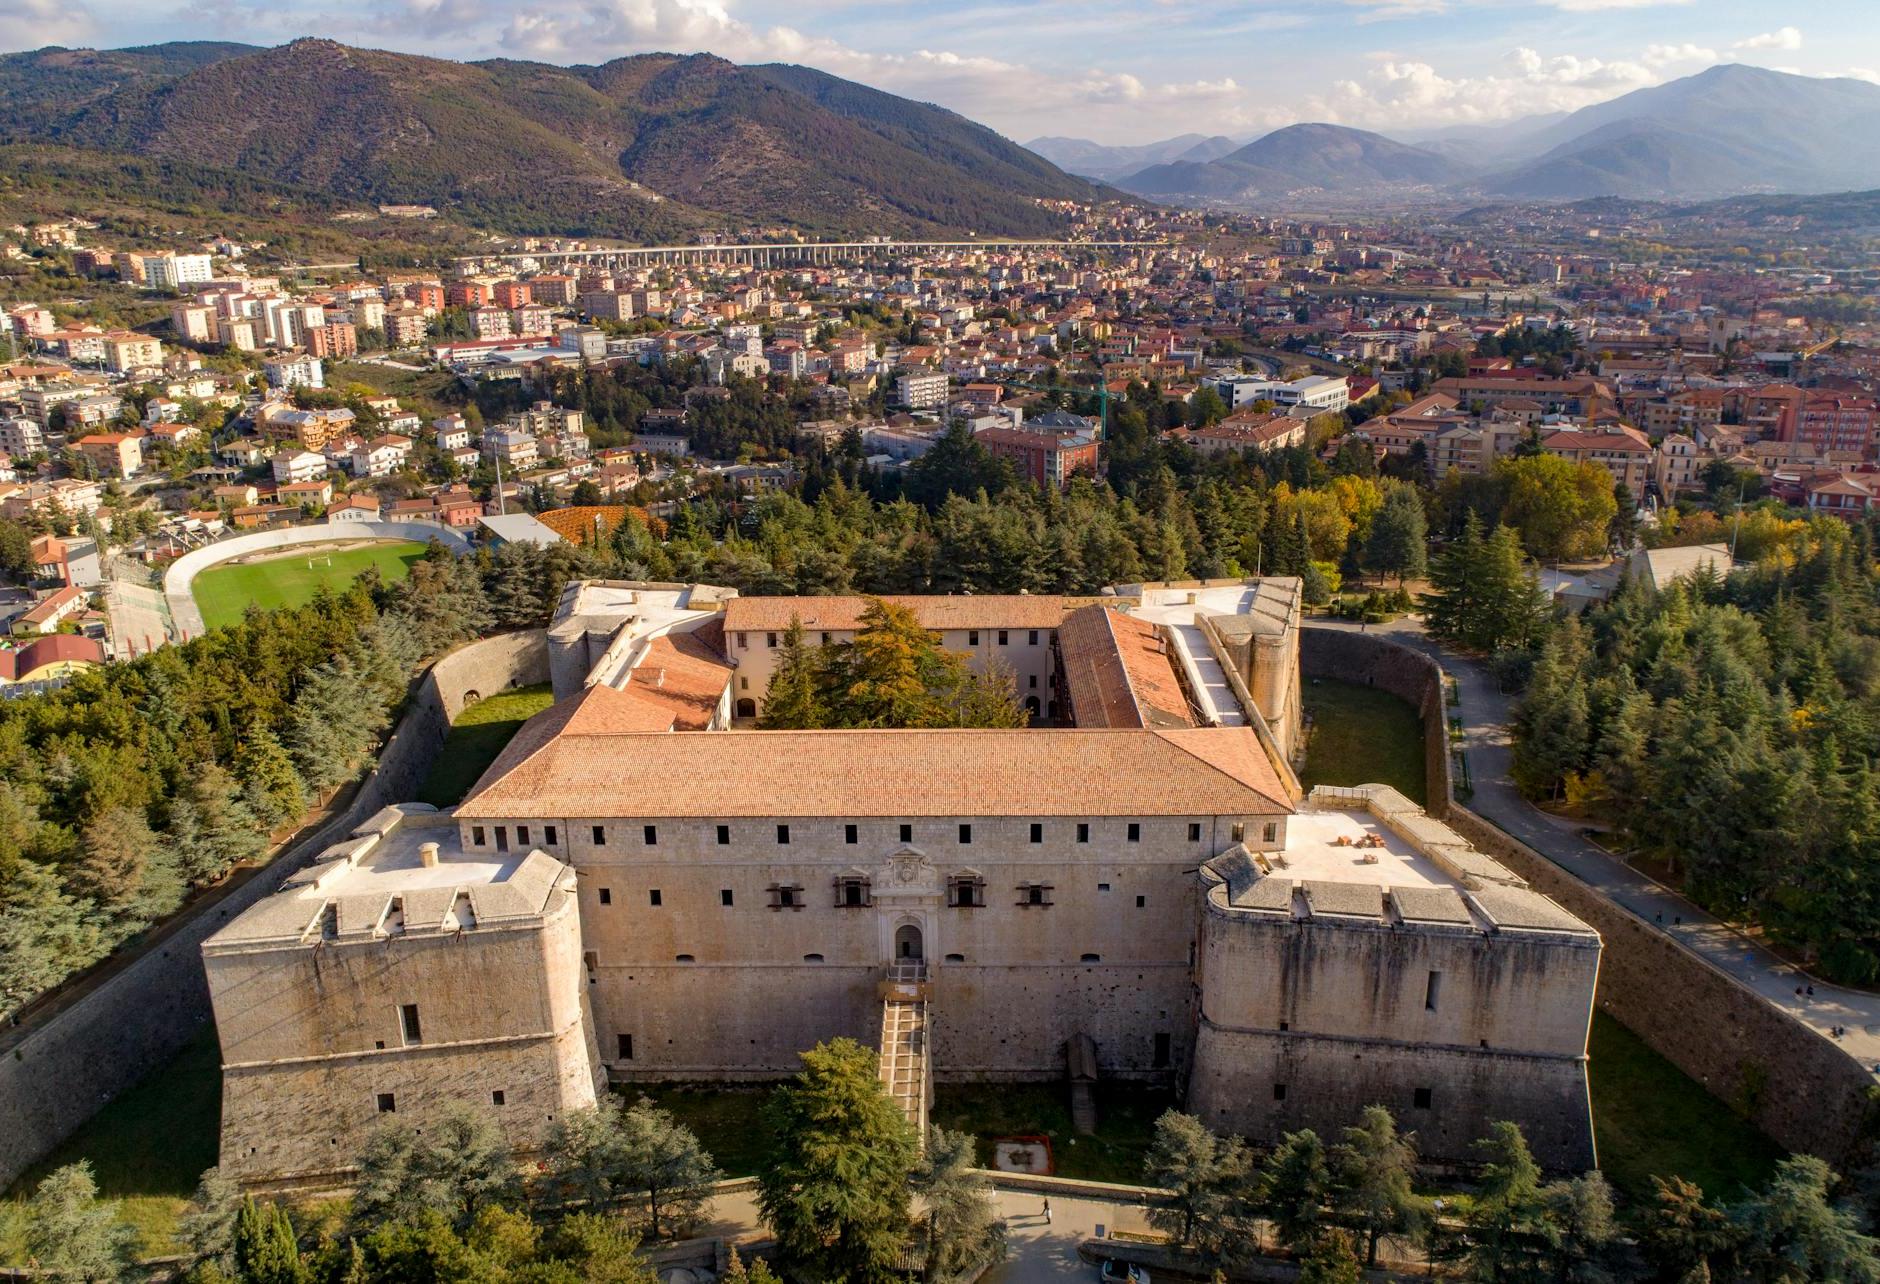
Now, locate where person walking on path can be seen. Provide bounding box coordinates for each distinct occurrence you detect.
[1043,1198,1052,1225]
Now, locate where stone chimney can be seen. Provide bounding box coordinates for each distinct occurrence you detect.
[419,841,440,868]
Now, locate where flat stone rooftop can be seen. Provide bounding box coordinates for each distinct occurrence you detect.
[203,805,571,951]
[1277,808,1456,889]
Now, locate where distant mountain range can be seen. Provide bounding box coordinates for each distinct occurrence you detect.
[1049,65,1880,206]
[1026,133,1242,181]
[0,39,1103,239]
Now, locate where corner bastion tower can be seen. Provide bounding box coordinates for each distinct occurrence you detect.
[204,578,1600,1188]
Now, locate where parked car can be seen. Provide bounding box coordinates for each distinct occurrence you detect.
[1097,1260,1149,1284]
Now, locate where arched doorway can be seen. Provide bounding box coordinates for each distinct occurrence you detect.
[735,697,756,719]
[894,923,924,961]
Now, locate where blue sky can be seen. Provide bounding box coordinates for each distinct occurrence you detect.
[6,0,1879,142]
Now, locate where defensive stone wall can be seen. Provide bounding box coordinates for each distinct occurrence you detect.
[1299,627,1450,812]
[1449,809,1878,1166]
[0,630,548,1190]
[1300,625,1878,1166]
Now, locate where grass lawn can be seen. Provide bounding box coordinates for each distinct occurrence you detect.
[192,540,429,631]
[931,1081,1176,1184]
[414,683,557,806]
[1588,1011,1783,1203]
[623,1083,784,1179]
[1300,678,1427,805]
[3,1025,222,1260]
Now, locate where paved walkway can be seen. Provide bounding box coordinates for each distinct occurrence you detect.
[699,1186,1153,1284]
[1309,617,1880,1077]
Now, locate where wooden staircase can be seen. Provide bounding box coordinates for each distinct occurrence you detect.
[877,961,932,1143]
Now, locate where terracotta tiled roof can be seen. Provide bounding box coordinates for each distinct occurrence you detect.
[1057,605,1192,730]
[723,595,1093,633]
[623,630,733,731]
[534,505,656,544]
[459,724,1291,820]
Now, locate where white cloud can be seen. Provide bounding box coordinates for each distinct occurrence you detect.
[1734,27,1803,52]
[1,0,97,47]
[1643,42,1715,68]
[1542,0,1693,9]
[1317,43,1675,128]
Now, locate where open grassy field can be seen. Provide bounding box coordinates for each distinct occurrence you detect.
[1588,1011,1783,1202]
[192,539,428,630]
[414,683,557,805]
[1299,677,1428,805]
[2,1025,221,1260]
[932,1081,1176,1184]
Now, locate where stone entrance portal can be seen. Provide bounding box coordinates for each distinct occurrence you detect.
[894,923,924,960]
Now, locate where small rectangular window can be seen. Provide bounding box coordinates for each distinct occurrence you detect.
[1077,823,1090,843]
[766,631,778,648]
[1273,1082,1287,1101]
[491,1090,506,1106]
[777,824,790,844]
[899,823,913,843]
[545,825,558,845]
[472,825,486,846]
[599,888,612,905]
[968,629,980,646]
[821,632,831,645]
[618,1033,634,1060]
[495,826,509,852]
[1029,822,1043,843]
[717,824,730,845]
[959,823,972,844]
[1425,971,1442,1012]
[1029,674,1038,689]
[377,1093,396,1113]
[738,633,748,649]
[649,889,662,906]
[1127,822,1140,842]
[517,825,530,845]
[1230,822,1245,843]
[1188,822,1201,842]
[1414,1087,1433,1110]
[644,824,658,845]
[1154,1032,1172,1068]
[592,825,606,845]
[1029,630,1039,644]
[740,676,749,690]
[997,630,1008,645]
[948,876,985,908]
[400,1004,422,1044]
[1263,822,1279,843]
[721,889,734,906]
[1098,882,1111,892]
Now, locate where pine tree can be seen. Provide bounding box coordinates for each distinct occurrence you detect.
[180,1167,244,1276]
[1465,1122,1547,1282]
[232,1196,306,1284]
[0,860,106,1015]
[1143,1111,1252,1263]
[1421,510,1486,647]
[1259,1129,1331,1255]
[1477,522,1551,653]
[913,1127,1003,1282]
[1365,482,1428,585]
[75,805,157,908]
[616,1097,721,1239]
[23,1162,137,1284]
[757,619,827,729]
[1333,1106,1426,1268]
[757,1038,919,1283]
[234,729,307,833]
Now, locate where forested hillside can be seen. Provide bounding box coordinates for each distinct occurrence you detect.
[1512,525,1880,981]
[2,39,1101,239]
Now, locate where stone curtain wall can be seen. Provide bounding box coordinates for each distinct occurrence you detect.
[1449,810,1878,1166]
[1301,625,1877,1165]
[1300,627,1452,813]
[0,631,548,1190]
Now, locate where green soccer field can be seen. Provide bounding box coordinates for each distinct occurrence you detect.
[191,540,430,631]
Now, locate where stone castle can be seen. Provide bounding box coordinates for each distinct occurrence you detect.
[203,579,1601,1189]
